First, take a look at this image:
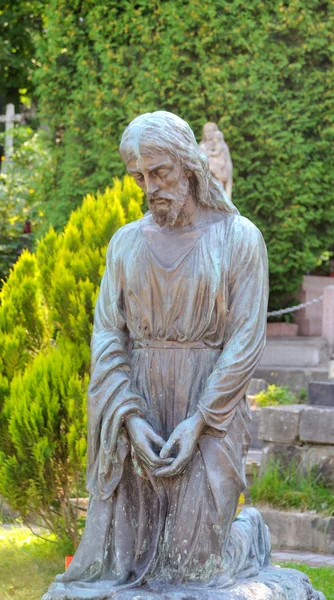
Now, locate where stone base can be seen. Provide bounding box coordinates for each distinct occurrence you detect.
[43,566,325,600]
[258,507,334,554]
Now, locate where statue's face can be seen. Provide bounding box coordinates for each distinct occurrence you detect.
[126,151,190,227]
[203,124,217,141]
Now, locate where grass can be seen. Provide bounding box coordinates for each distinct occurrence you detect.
[0,525,332,599]
[250,460,334,516]
[278,562,334,600]
[0,524,64,600]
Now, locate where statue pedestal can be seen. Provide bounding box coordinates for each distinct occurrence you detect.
[43,566,325,600]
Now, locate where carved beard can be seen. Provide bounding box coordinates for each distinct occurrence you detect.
[148,179,190,228]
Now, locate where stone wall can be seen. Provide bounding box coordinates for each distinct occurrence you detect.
[259,405,334,485]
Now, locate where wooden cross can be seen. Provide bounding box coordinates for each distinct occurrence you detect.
[0,103,22,172]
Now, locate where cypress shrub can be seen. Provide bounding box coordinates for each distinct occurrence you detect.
[0,176,143,545]
[34,0,334,309]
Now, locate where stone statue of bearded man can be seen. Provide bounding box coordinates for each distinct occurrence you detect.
[43,112,324,600]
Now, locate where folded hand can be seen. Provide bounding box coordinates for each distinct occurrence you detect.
[155,411,206,477]
[126,415,173,472]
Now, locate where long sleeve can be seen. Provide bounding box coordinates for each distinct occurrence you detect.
[197,217,268,431]
[86,234,147,498]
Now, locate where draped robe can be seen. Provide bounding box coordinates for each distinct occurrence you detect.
[45,211,270,599]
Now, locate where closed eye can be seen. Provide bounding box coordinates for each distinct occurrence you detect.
[155,168,170,178]
[133,173,144,182]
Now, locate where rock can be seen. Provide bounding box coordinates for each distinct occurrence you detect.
[308,381,334,407]
[43,567,325,600]
[258,405,304,443]
[300,406,334,444]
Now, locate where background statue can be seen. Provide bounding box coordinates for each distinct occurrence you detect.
[43,112,325,600]
[200,122,233,200]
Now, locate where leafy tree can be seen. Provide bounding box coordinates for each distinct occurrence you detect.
[0,176,143,546]
[34,0,334,310]
[0,1,45,109]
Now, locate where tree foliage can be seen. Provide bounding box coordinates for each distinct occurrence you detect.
[0,126,51,284]
[33,0,334,310]
[0,177,143,545]
[0,1,45,108]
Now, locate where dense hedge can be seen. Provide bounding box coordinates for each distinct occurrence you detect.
[34,0,334,310]
[0,177,143,545]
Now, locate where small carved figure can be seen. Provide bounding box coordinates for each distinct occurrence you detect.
[200,122,233,200]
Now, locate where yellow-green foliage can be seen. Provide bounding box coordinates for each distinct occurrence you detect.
[254,384,297,407]
[0,176,143,544]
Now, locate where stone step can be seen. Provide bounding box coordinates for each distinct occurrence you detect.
[272,549,334,567]
[254,365,329,393]
[256,507,334,554]
[258,404,334,446]
[259,337,329,368]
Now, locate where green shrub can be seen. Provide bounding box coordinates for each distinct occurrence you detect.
[33,0,334,309]
[254,384,297,407]
[0,176,143,545]
[251,459,334,516]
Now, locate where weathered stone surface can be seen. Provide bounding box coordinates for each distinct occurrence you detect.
[258,405,304,443]
[308,381,334,407]
[300,406,334,444]
[261,442,334,486]
[254,365,328,393]
[260,442,304,471]
[43,567,325,600]
[259,336,329,368]
[247,378,268,397]
[248,407,263,449]
[259,507,334,554]
[302,445,334,485]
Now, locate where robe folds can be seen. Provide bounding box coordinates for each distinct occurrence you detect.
[52,211,269,596]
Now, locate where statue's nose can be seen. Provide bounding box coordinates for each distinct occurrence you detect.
[146,176,159,195]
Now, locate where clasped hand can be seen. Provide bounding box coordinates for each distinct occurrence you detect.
[126,412,205,478]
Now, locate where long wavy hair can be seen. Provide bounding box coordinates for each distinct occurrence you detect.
[119,111,238,214]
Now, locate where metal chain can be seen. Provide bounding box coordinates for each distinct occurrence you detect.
[267,294,323,317]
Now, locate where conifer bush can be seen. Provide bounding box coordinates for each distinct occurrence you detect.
[0,176,143,546]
